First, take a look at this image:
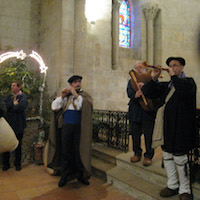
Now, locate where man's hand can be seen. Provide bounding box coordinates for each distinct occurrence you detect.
[61,88,69,99]
[162,66,175,76]
[137,82,144,90]
[151,65,162,81]
[135,89,143,98]
[14,99,19,106]
[68,86,79,98]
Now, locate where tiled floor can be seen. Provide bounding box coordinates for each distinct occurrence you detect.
[0,136,163,200]
[0,164,136,200]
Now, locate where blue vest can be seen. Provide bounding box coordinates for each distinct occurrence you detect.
[63,110,81,124]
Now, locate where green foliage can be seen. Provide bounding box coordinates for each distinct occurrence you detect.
[0,59,42,98]
[0,59,43,116]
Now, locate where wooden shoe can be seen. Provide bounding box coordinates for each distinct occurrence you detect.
[143,158,152,166]
[160,187,179,197]
[179,193,193,200]
[58,178,67,187]
[130,155,141,163]
[16,166,21,171]
[2,165,10,171]
[78,178,90,185]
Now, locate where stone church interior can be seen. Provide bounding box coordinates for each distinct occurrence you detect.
[0,0,200,199]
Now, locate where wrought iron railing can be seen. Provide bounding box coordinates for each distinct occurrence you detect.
[93,109,129,152]
[93,109,200,168]
[189,109,200,182]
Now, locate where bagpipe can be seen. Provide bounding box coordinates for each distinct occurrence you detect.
[129,62,163,111]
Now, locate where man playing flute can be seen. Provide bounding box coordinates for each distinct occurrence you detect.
[50,75,93,187]
[142,57,197,200]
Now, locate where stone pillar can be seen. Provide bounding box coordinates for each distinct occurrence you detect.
[112,0,122,70]
[60,0,75,87]
[143,2,159,65]
[74,0,87,74]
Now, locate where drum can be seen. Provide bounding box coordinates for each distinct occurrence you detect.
[0,117,19,153]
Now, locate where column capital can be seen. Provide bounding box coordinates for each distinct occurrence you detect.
[112,0,122,10]
[142,2,159,21]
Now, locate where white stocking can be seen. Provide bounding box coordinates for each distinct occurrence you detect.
[163,151,179,190]
[174,154,191,194]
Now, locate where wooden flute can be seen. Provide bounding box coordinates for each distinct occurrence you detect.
[146,64,168,71]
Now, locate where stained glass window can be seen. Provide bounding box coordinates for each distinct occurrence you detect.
[119,0,131,48]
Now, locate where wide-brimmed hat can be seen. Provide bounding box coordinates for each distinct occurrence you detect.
[166,57,185,66]
[68,75,82,83]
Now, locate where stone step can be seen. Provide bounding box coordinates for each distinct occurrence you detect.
[115,151,200,200]
[91,156,115,182]
[192,182,200,200]
[92,142,122,165]
[107,166,178,200]
[91,143,200,199]
[116,152,167,187]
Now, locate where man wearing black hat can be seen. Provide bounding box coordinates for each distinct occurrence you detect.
[50,75,93,187]
[142,57,197,200]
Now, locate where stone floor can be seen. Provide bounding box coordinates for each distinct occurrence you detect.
[0,164,136,200]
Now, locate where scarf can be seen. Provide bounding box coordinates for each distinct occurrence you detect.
[152,87,175,149]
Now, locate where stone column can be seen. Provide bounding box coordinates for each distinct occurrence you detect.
[60,0,75,87]
[143,2,159,65]
[112,0,122,70]
[74,0,87,74]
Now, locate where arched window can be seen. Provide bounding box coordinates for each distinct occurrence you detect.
[119,0,131,48]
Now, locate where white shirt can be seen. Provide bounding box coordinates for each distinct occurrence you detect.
[51,95,83,111]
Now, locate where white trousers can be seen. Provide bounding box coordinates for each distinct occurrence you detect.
[163,151,191,195]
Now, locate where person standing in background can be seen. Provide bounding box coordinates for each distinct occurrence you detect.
[127,61,156,166]
[2,81,28,171]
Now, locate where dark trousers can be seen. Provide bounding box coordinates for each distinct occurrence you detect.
[61,123,83,180]
[130,121,154,159]
[3,135,23,167]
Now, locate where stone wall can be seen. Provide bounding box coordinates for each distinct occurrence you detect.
[0,0,40,51]
[0,0,200,113]
[39,0,75,96]
[0,0,200,167]
[41,0,200,111]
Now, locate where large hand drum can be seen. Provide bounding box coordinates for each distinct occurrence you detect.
[0,117,19,153]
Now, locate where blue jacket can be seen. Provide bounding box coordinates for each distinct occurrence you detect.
[4,93,28,136]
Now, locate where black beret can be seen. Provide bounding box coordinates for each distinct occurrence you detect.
[68,75,82,83]
[166,57,185,66]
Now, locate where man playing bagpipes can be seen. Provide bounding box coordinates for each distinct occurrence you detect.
[127,61,156,166]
